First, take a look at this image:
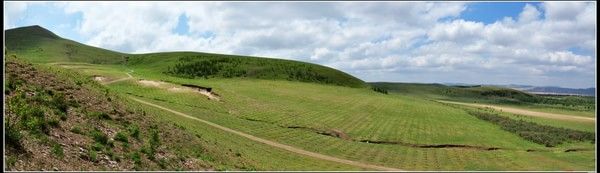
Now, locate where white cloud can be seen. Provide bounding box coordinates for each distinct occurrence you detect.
[518,4,540,23]
[4,2,29,29]
[3,2,596,88]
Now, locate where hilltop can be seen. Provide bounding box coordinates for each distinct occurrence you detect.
[5,25,367,88]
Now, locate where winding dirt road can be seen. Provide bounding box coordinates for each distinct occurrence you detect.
[129,96,402,171]
[103,70,134,85]
[437,100,596,123]
[106,72,402,170]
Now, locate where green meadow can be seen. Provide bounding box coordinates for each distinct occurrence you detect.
[5,25,596,171]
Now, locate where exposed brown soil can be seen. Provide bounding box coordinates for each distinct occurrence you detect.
[564,148,594,152]
[136,79,220,101]
[358,140,502,151]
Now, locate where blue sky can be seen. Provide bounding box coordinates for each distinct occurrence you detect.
[460,2,544,24]
[4,2,597,88]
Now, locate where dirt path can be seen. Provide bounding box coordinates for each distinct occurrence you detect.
[128,96,402,171]
[103,70,134,85]
[437,100,596,123]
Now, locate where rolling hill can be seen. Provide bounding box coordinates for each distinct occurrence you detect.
[5,25,366,88]
[4,25,596,171]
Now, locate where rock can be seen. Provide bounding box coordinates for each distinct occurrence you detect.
[53,167,59,171]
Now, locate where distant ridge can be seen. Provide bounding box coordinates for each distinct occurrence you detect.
[523,87,595,96]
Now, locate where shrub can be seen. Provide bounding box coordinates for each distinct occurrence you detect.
[371,86,388,94]
[114,131,129,143]
[467,110,595,147]
[22,107,48,134]
[48,119,60,127]
[70,126,83,134]
[51,142,64,158]
[89,111,111,120]
[131,151,142,165]
[50,93,69,113]
[128,124,140,140]
[90,129,108,145]
[88,150,98,162]
[6,123,22,149]
[92,142,104,151]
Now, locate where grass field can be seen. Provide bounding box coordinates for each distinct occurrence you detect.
[5,25,597,171]
[35,61,595,170]
[371,82,596,117]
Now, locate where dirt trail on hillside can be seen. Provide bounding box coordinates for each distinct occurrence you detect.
[103,70,134,85]
[437,100,595,123]
[128,96,402,171]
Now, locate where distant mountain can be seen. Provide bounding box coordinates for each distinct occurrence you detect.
[523,87,595,96]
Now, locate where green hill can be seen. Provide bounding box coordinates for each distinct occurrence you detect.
[5,25,126,64]
[370,82,537,102]
[5,25,367,88]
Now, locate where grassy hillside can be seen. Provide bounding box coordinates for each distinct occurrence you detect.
[47,61,595,170]
[5,25,126,64]
[128,52,367,88]
[4,56,241,170]
[4,25,596,171]
[5,25,367,88]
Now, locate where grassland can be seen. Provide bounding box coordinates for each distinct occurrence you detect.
[371,82,596,117]
[4,25,597,171]
[31,61,594,170]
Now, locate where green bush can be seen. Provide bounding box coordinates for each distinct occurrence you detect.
[88,150,98,162]
[128,124,140,140]
[131,151,142,165]
[89,129,108,145]
[88,111,111,120]
[6,123,22,149]
[51,142,64,158]
[48,119,60,127]
[92,142,104,151]
[22,107,48,134]
[70,126,83,134]
[371,86,388,94]
[114,131,129,143]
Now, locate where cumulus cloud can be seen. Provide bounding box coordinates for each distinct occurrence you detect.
[4,2,29,28]
[3,2,596,88]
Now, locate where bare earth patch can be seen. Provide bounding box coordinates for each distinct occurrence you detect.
[137,79,220,101]
[93,76,107,82]
[437,100,595,123]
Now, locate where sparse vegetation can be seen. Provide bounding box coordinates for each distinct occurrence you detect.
[89,128,109,145]
[114,131,129,143]
[467,110,595,147]
[51,142,64,158]
[88,111,111,120]
[371,86,388,94]
[128,124,141,140]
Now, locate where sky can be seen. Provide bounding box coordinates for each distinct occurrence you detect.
[3,1,597,88]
